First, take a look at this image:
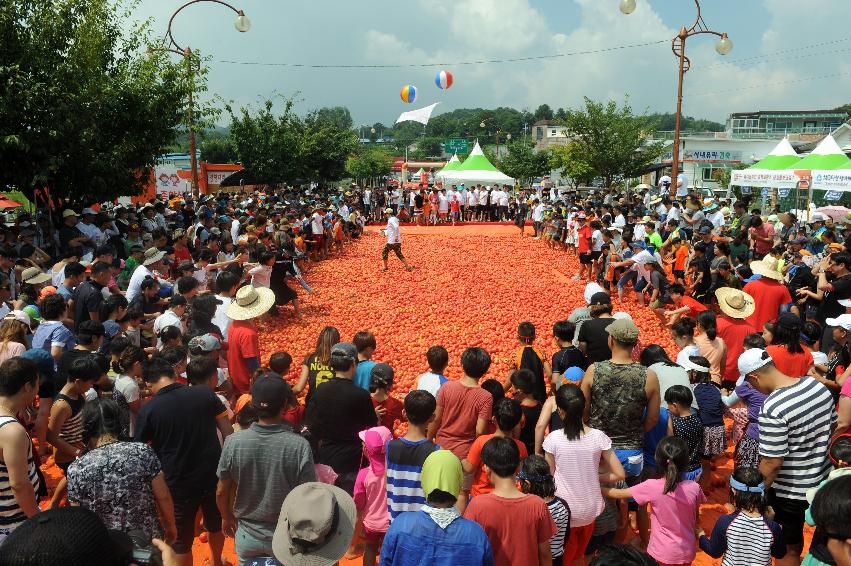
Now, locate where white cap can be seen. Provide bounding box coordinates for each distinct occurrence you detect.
[738,348,773,380]
[826,313,851,330]
[681,357,711,373]
[810,212,828,223]
[81,208,96,215]
[838,298,851,308]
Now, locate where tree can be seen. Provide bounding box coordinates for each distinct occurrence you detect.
[411,137,444,160]
[200,135,236,163]
[312,106,353,131]
[498,140,550,185]
[302,110,359,182]
[564,97,665,187]
[549,142,597,188]
[0,0,191,202]
[534,104,554,122]
[346,147,392,184]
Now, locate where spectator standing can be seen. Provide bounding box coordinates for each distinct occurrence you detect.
[715,288,757,388]
[744,259,792,331]
[71,261,111,329]
[225,285,275,395]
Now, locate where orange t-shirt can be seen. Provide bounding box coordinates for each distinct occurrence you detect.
[674,245,689,271]
[466,433,528,497]
[766,345,814,377]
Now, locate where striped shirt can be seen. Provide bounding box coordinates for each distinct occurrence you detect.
[546,497,571,559]
[758,376,836,500]
[0,417,40,534]
[385,438,438,521]
[699,510,785,566]
[56,393,85,446]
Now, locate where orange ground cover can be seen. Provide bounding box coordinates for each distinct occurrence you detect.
[40,224,811,565]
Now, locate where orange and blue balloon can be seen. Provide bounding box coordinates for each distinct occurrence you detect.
[435,70,453,90]
[400,84,417,104]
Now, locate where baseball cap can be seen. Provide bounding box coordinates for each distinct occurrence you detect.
[826,313,851,330]
[605,318,639,343]
[81,208,95,216]
[629,240,646,250]
[370,363,395,386]
[738,348,773,380]
[838,298,851,308]
[698,226,712,235]
[187,334,221,354]
[251,373,290,414]
[589,291,611,306]
[330,342,357,362]
[61,209,78,218]
[810,212,828,223]
[3,310,32,330]
[384,208,394,214]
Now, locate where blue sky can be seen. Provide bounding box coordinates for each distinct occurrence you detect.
[134,0,851,126]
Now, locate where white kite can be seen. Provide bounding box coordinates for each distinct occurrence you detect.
[395,102,441,125]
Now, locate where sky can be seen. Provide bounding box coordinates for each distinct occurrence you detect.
[133,0,851,127]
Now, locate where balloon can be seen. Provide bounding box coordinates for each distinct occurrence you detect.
[400,84,417,104]
[435,70,453,90]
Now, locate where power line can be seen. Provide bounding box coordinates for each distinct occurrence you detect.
[213,39,668,69]
[695,35,851,69]
[684,70,851,97]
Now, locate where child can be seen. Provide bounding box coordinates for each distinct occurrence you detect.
[551,320,587,389]
[664,384,704,482]
[802,434,851,566]
[686,355,727,485]
[519,455,570,566]
[510,369,542,456]
[673,238,689,285]
[464,437,556,566]
[385,390,439,520]
[463,398,527,498]
[247,252,274,290]
[698,466,786,565]
[353,426,393,566]
[604,436,706,566]
[370,363,404,432]
[507,321,550,403]
[268,351,293,377]
[416,345,449,397]
[353,331,377,391]
[480,378,506,435]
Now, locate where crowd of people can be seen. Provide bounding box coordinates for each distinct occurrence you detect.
[0,179,847,566]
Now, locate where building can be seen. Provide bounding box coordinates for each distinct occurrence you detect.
[725,110,846,140]
[531,120,569,150]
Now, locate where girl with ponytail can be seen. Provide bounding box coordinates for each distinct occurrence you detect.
[603,436,705,566]
[695,310,726,384]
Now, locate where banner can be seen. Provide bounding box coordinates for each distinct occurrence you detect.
[396,102,441,125]
[730,169,800,188]
[811,171,851,192]
[153,165,188,196]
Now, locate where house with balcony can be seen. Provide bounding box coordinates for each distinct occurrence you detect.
[726,110,847,140]
[532,120,569,150]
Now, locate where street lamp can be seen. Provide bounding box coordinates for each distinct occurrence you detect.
[153,0,250,199]
[622,0,731,196]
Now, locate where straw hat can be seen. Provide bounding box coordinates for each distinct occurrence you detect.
[21,267,52,285]
[142,247,166,266]
[226,285,276,321]
[750,258,783,281]
[715,288,756,319]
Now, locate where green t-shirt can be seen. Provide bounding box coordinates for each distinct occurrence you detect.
[647,232,663,250]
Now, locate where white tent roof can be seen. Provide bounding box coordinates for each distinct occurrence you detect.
[767,138,798,157]
[810,134,845,156]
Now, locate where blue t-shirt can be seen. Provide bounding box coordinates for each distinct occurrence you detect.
[31,320,76,353]
[353,360,377,391]
[694,382,725,427]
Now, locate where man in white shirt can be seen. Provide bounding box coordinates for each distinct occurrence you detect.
[126,247,166,302]
[658,174,672,196]
[153,295,187,347]
[531,199,545,239]
[230,216,241,244]
[362,188,372,218]
[211,270,239,341]
[381,208,413,272]
[466,188,477,221]
[675,172,689,198]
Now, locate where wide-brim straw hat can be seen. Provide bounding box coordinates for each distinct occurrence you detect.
[226,285,276,320]
[715,288,756,319]
[750,258,783,281]
[142,247,166,266]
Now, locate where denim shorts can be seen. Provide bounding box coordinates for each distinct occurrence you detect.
[614,449,644,477]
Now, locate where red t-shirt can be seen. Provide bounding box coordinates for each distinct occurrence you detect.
[743,279,792,331]
[680,295,708,318]
[716,316,757,383]
[465,493,556,566]
[766,345,814,377]
[577,225,593,253]
[227,320,260,395]
[372,395,405,432]
[282,404,305,428]
[435,381,493,460]
[466,434,528,497]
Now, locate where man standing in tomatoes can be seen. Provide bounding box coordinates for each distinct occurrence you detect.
[574,213,593,281]
[382,208,413,272]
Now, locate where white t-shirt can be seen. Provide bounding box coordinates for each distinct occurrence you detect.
[363,189,371,205]
[230,219,240,244]
[478,191,489,206]
[212,295,234,341]
[658,175,672,193]
[114,375,141,436]
[667,207,681,223]
[614,214,626,227]
[532,204,545,222]
[385,216,401,244]
[676,173,689,197]
[708,210,725,228]
[438,195,449,213]
[126,264,153,303]
[311,212,324,235]
[591,230,604,252]
[193,266,209,292]
[499,191,510,207]
[249,264,272,288]
[416,372,446,398]
[632,224,646,242]
[153,310,183,347]
[467,192,478,207]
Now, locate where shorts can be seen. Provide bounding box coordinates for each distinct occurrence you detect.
[235,525,274,563]
[734,435,761,469]
[579,252,593,265]
[172,489,222,554]
[614,449,644,478]
[563,521,595,563]
[362,526,386,544]
[313,234,325,247]
[702,424,727,457]
[382,243,405,261]
[767,489,808,546]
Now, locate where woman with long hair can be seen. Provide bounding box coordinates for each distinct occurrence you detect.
[694,310,727,384]
[66,398,176,543]
[671,316,699,366]
[766,312,814,378]
[0,316,28,364]
[294,326,340,402]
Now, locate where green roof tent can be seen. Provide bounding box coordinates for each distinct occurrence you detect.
[750,138,800,170]
[435,154,462,178]
[443,141,515,184]
[793,134,851,170]
[456,141,499,172]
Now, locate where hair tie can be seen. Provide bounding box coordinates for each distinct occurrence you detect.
[729,476,764,493]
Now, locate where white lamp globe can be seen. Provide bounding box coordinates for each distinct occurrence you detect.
[234,12,251,33]
[715,35,733,55]
[619,0,637,15]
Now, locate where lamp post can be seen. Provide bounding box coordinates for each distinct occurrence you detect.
[152,0,250,199]
[622,0,731,196]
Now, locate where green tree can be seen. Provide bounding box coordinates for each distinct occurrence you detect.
[411,137,444,160]
[497,139,550,185]
[346,147,392,184]
[302,110,358,182]
[0,0,191,202]
[534,104,554,122]
[200,135,236,163]
[312,106,353,131]
[564,97,665,187]
[549,142,597,188]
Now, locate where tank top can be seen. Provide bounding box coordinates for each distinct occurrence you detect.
[56,393,85,447]
[0,416,40,533]
[589,361,648,450]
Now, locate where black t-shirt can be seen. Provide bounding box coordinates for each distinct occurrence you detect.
[71,280,104,331]
[59,225,85,254]
[816,274,851,325]
[414,194,424,209]
[518,401,542,456]
[301,353,336,405]
[305,377,377,475]
[578,317,615,364]
[552,346,588,373]
[134,383,226,496]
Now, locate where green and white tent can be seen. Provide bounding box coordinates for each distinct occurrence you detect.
[792,134,851,170]
[444,142,514,184]
[752,138,801,170]
[435,153,462,178]
[731,138,800,187]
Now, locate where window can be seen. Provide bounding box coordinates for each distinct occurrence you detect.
[733,118,759,130]
[702,166,727,182]
[536,128,543,140]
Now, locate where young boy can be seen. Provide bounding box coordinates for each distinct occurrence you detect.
[673,238,690,284]
[551,320,587,389]
[268,351,293,376]
[462,398,526,498]
[370,363,405,432]
[506,322,550,403]
[386,390,440,521]
[661,283,707,326]
[464,437,556,566]
[574,213,593,281]
[353,330,377,391]
[510,369,543,456]
[415,345,449,398]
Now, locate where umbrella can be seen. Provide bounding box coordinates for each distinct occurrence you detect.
[815,205,851,222]
[0,195,22,209]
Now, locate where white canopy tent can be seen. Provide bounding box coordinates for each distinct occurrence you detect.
[441,142,514,184]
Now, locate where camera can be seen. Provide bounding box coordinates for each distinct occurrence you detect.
[126,530,163,566]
